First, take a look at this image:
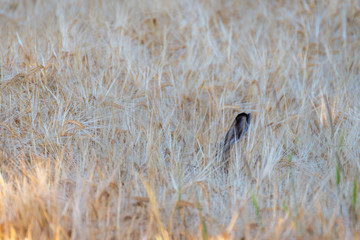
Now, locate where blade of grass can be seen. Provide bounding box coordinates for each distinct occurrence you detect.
[139,175,170,240]
[196,202,208,240]
[250,191,262,226]
[352,177,358,221]
[336,131,344,187]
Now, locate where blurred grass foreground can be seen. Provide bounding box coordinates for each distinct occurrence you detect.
[0,0,360,239]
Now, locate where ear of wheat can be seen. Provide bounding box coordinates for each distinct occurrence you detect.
[220,112,251,174]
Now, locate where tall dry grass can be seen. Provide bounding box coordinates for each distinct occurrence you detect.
[0,0,359,239]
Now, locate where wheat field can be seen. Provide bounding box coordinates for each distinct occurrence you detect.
[0,0,359,239]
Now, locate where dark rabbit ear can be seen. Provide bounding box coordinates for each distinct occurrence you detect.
[222,112,251,173]
[234,113,251,140]
[223,113,251,148]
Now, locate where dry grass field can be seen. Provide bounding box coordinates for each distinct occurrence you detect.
[1,0,360,239]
